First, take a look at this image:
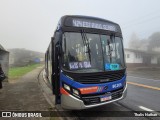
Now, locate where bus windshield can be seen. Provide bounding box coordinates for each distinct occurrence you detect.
[62,32,125,73]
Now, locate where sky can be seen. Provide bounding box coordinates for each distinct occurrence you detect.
[0,0,160,52]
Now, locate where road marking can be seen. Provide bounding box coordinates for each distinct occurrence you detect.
[139,106,154,111]
[128,76,160,82]
[127,81,160,91]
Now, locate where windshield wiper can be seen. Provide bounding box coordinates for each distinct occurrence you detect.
[81,29,91,63]
[107,37,113,63]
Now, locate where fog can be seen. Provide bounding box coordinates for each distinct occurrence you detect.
[129,32,160,52]
[0,0,160,52]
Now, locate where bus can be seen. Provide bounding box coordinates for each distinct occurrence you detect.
[45,15,127,110]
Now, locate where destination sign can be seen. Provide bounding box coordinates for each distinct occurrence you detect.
[72,19,116,31]
[69,61,91,70]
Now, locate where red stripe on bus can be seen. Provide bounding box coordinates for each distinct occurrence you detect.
[60,88,69,95]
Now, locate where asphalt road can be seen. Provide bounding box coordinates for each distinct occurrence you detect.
[121,75,160,111]
[40,70,160,120]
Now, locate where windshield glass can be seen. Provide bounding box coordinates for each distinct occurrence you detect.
[62,32,125,73]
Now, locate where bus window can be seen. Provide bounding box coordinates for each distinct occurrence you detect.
[101,35,125,69]
[62,32,104,72]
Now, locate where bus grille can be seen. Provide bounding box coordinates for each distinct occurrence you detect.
[64,69,125,84]
[82,88,123,105]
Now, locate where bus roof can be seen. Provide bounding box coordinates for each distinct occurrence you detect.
[57,15,121,33]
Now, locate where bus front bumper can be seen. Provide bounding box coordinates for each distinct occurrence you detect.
[61,84,127,110]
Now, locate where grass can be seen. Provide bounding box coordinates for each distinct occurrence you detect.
[9,64,42,79]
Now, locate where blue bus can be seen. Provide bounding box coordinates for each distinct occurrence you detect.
[45,15,127,110]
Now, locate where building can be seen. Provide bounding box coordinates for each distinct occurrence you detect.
[0,44,9,78]
[8,48,44,67]
[125,48,160,68]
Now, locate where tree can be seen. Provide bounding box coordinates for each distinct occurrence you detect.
[148,32,160,51]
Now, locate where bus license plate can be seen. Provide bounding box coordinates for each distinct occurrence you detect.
[100,96,112,102]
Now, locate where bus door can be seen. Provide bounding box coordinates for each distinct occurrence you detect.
[52,32,61,104]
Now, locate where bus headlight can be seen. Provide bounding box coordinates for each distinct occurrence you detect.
[64,84,71,91]
[62,82,80,98]
[72,88,80,98]
[73,89,79,95]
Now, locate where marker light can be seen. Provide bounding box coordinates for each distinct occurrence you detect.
[64,84,70,91]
